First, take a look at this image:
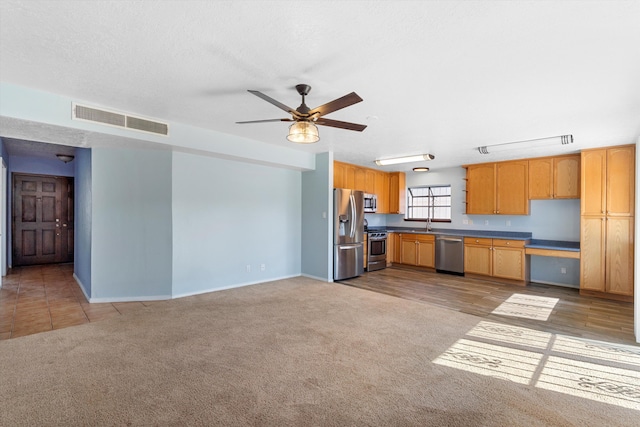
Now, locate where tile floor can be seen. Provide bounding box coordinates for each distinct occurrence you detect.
[0,264,152,340]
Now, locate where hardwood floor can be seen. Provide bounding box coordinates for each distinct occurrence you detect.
[341,265,637,346]
[0,263,637,346]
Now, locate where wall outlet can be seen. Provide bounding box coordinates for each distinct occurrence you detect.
[561,267,567,274]
[462,219,469,225]
[484,220,489,226]
[468,219,473,225]
[322,212,327,219]
[261,264,266,271]
[506,220,511,227]
[246,265,251,272]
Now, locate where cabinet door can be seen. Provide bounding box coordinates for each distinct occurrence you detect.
[496,161,529,215]
[581,149,607,216]
[580,216,606,292]
[364,170,376,194]
[344,164,356,190]
[363,234,368,269]
[394,233,403,263]
[389,172,406,214]
[554,155,580,199]
[416,240,435,268]
[528,158,553,199]
[492,246,525,281]
[464,244,492,275]
[375,172,389,213]
[606,217,634,296]
[466,164,495,214]
[400,236,417,265]
[607,145,635,216]
[333,162,345,188]
[386,233,395,266]
[354,167,366,191]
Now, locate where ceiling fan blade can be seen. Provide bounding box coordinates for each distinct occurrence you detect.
[309,92,363,117]
[247,90,301,117]
[315,118,367,132]
[236,118,294,124]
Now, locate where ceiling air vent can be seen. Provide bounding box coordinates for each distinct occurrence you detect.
[72,103,169,136]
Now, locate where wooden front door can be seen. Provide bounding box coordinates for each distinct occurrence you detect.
[13,174,74,266]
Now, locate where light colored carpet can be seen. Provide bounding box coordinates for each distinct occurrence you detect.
[0,276,637,426]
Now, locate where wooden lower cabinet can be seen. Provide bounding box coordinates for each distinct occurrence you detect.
[399,233,435,268]
[463,238,492,275]
[581,216,634,297]
[463,237,528,283]
[386,232,395,266]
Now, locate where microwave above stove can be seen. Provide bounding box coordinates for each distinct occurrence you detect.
[364,193,377,213]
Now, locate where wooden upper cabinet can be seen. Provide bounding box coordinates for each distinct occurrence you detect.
[388,172,406,214]
[581,149,607,216]
[606,145,635,216]
[364,169,376,194]
[333,161,346,189]
[554,155,580,199]
[466,163,496,214]
[354,167,366,191]
[375,171,389,213]
[528,157,553,199]
[581,146,635,217]
[529,155,580,199]
[496,161,528,214]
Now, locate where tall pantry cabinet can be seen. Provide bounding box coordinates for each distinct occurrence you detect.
[580,145,635,301]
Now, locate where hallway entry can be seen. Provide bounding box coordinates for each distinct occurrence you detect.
[12,174,74,266]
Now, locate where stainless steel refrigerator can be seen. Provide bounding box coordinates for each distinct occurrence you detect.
[333,188,365,280]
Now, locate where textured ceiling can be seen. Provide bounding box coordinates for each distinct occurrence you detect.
[1,0,639,171]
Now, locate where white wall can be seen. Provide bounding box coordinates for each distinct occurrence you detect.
[171,151,301,297]
[90,147,173,301]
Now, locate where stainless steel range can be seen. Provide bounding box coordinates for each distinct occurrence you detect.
[367,232,387,271]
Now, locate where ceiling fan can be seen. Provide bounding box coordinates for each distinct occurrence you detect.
[236,84,367,143]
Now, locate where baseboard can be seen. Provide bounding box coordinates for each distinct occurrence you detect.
[171,274,300,299]
[89,294,172,303]
[300,273,331,282]
[72,273,91,301]
[528,279,579,289]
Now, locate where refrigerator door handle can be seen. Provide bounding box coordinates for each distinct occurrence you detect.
[350,194,356,238]
[339,245,357,250]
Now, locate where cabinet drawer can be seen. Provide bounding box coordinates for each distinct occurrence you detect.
[415,233,435,242]
[464,237,492,246]
[492,239,526,248]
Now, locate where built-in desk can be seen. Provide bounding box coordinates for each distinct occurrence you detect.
[524,240,580,259]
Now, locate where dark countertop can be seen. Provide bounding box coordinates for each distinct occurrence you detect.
[367,227,580,252]
[367,226,533,240]
[526,239,580,252]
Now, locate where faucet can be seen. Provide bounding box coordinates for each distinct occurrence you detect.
[426,217,432,231]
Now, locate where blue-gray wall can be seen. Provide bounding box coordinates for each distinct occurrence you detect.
[301,152,333,281]
[74,148,92,297]
[171,151,301,297]
[90,147,173,301]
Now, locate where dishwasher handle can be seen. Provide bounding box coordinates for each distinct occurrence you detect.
[438,237,463,242]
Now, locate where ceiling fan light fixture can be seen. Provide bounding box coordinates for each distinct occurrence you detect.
[287,121,320,144]
[375,154,435,166]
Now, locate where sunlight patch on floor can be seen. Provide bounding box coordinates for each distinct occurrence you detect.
[433,320,640,411]
[491,293,559,321]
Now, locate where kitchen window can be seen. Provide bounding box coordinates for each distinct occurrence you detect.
[406,185,452,222]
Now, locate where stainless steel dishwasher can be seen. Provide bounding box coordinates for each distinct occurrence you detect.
[435,235,464,275]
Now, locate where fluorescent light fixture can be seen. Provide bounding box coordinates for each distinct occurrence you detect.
[287,121,319,144]
[413,167,430,172]
[477,135,573,155]
[375,154,435,166]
